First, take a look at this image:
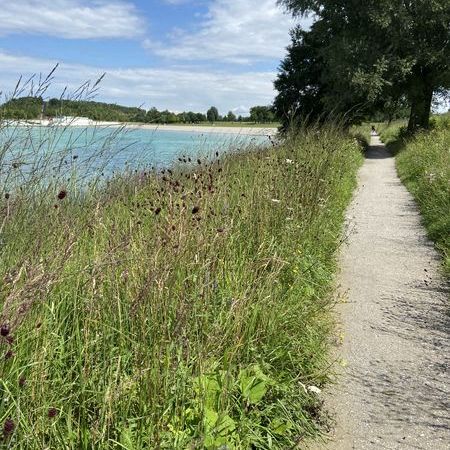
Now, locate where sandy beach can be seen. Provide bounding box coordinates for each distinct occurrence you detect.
[5,119,278,136]
[8,117,278,136]
[126,123,278,136]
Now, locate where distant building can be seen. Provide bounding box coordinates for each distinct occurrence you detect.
[52,116,93,126]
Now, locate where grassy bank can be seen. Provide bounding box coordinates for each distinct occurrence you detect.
[390,121,450,274]
[0,126,362,448]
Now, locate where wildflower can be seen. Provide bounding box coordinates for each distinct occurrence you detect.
[154,207,162,215]
[48,408,58,419]
[5,350,14,359]
[285,159,294,164]
[192,206,200,214]
[307,385,322,395]
[3,419,15,436]
[57,190,67,200]
[271,199,281,204]
[1,324,10,337]
[4,193,10,200]
[197,159,201,165]
[19,377,26,388]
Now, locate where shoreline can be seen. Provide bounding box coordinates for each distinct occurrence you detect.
[126,123,277,136]
[4,119,278,136]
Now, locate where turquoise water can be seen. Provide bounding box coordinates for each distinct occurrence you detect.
[0,125,270,189]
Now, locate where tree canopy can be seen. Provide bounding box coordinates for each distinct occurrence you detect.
[250,106,276,123]
[206,106,220,123]
[275,0,450,131]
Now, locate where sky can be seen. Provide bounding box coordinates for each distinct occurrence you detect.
[0,0,311,116]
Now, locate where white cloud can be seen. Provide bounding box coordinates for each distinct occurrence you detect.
[145,0,311,64]
[0,51,276,114]
[0,0,144,39]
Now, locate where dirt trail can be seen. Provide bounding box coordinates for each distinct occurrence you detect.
[319,136,449,449]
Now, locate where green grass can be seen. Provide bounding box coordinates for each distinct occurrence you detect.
[393,124,450,274]
[0,125,362,448]
[378,115,450,274]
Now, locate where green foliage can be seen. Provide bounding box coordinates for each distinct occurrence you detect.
[0,97,280,126]
[249,106,275,123]
[393,123,450,273]
[1,96,43,119]
[275,0,450,130]
[207,106,220,123]
[1,97,146,122]
[226,111,237,122]
[0,124,363,448]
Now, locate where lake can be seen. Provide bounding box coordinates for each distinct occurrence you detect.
[0,125,271,190]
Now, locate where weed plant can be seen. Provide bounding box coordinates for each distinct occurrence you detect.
[0,80,363,449]
[394,124,450,274]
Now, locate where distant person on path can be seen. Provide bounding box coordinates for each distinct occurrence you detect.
[371,125,377,136]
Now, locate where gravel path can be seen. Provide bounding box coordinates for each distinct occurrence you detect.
[319,136,450,449]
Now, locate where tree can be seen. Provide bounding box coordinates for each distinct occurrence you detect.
[206,106,219,123]
[276,0,450,131]
[146,107,161,123]
[250,106,275,123]
[226,111,236,122]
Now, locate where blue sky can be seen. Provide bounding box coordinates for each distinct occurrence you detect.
[0,0,310,116]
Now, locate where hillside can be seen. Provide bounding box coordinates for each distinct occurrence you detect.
[0,97,146,122]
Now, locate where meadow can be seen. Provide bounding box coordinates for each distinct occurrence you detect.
[0,122,363,448]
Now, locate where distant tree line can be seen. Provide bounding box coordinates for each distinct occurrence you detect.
[0,97,277,124]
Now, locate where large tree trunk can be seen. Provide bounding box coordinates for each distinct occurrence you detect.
[407,76,434,133]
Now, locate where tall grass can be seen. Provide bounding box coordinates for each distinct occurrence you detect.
[1,89,362,447]
[394,122,450,274]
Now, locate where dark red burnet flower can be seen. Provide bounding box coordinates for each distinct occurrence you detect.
[1,324,10,337]
[4,193,10,200]
[154,207,162,215]
[19,377,26,388]
[192,206,200,214]
[57,190,67,200]
[48,408,58,419]
[3,419,15,436]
